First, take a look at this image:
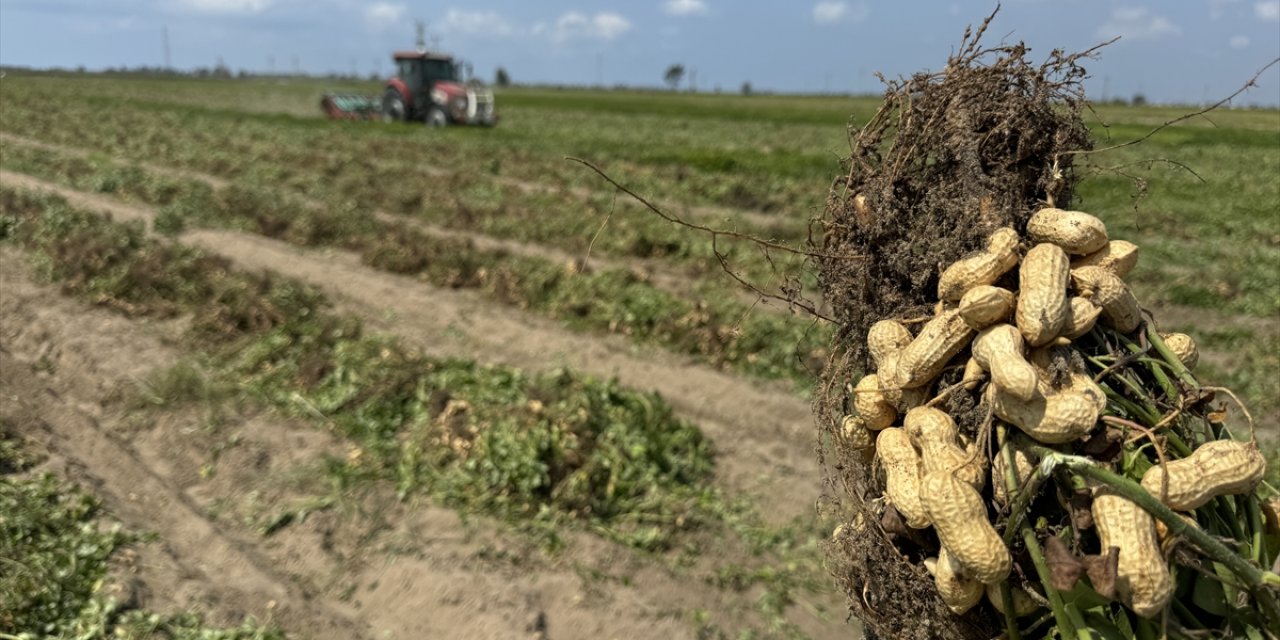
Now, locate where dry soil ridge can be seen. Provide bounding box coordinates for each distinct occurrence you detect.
[0,168,820,522]
[0,132,803,315]
[1,247,847,639]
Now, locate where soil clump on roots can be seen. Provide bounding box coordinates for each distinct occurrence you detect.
[815,17,1097,640]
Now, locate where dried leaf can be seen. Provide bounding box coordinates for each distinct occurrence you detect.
[1067,490,1095,530]
[1043,535,1085,591]
[1080,427,1123,462]
[880,505,910,538]
[1083,546,1119,600]
[1206,404,1229,425]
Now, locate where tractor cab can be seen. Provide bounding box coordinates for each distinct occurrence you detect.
[382,50,496,127]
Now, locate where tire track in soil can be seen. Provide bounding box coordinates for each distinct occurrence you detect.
[0,131,811,316]
[0,258,368,638]
[1,167,819,523]
[0,187,850,639]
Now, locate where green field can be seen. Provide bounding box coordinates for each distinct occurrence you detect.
[1,71,1277,639]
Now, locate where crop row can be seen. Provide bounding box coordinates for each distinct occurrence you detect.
[6,74,849,214]
[2,186,718,549]
[0,80,820,289]
[0,141,830,388]
[1,186,834,636]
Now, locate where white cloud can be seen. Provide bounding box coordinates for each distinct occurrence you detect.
[1096,7,1182,41]
[176,0,271,13]
[441,9,516,36]
[1208,0,1240,20]
[365,2,405,30]
[1257,0,1280,20]
[813,2,847,23]
[663,0,708,16]
[536,11,632,42]
[1230,34,1251,48]
[812,2,868,25]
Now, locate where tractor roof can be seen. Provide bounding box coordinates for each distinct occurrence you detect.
[392,50,455,62]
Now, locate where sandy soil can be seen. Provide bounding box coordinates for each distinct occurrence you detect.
[0,174,852,639]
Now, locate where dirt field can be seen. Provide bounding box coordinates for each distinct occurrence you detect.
[0,173,849,638]
[2,73,1276,639]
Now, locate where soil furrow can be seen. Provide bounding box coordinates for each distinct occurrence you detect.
[0,131,803,314]
[1,168,820,521]
[0,256,369,638]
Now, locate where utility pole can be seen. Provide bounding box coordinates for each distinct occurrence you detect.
[415,20,426,51]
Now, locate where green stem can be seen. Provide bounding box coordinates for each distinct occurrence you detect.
[1034,449,1280,626]
[997,580,1023,640]
[1247,496,1265,565]
[1170,595,1206,630]
[1000,454,1051,547]
[1118,331,1180,404]
[1022,525,1076,638]
[1097,379,1160,425]
[1145,325,1200,389]
[996,427,1025,640]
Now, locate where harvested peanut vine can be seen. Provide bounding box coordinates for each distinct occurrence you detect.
[815,13,1279,640]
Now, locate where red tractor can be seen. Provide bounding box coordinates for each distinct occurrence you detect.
[321,49,497,127]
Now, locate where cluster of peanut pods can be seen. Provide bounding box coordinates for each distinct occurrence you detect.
[840,208,1267,620]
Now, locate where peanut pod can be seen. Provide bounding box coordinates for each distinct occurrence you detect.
[958,285,1016,330]
[853,374,896,431]
[1072,240,1139,278]
[985,581,1039,618]
[1159,332,1199,370]
[961,357,985,391]
[990,385,1100,444]
[1016,243,1071,347]
[868,319,913,369]
[1070,266,1142,333]
[905,406,986,491]
[972,323,1038,401]
[1061,296,1102,340]
[920,471,1011,584]
[840,414,874,451]
[876,351,930,411]
[876,428,931,529]
[1027,207,1109,255]
[932,547,984,614]
[892,309,974,389]
[1092,492,1173,619]
[1140,439,1265,511]
[937,227,1020,301]
[993,433,1038,506]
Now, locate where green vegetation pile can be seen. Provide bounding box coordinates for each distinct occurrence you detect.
[813,17,1280,640]
[0,425,284,638]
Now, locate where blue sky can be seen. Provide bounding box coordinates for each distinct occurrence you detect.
[2,0,1278,105]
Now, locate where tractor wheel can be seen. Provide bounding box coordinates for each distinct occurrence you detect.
[425,106,448,128]
[382,89,407,122]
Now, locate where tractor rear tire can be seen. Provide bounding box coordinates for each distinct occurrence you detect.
[382,90,407,122]
[426,106,448,128]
